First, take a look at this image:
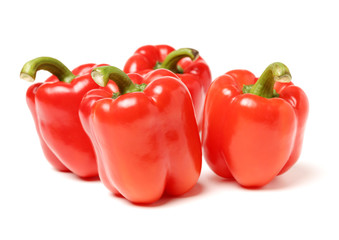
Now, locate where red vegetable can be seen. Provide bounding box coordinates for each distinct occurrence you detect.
[21,57,116,177]
[124,45,211,128]
[80,66,201,203]
[202,63,309,187]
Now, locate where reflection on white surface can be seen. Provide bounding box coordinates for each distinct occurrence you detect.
[222,88,232,96]
[117,97,137,108]
[101,101,111,112]
[240,98,256,108]
[73,80,88,92]
[289,95,297,107]
[46,85,69,94]
[129,62,138,73]
[153,85,163,95]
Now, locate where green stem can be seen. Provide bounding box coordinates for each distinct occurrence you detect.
[249,62,292,98]
[91,66,146,96]
[157,48,199,73]
[20,57,76,83]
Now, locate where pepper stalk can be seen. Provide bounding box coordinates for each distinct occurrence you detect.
[91,66,146,98]
[156,48,199,73]
[243,62,292,98]
[20,57,76,83]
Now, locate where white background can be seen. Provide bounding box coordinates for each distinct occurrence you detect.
[1,0,338,239]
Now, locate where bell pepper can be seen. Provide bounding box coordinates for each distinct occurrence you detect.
[202,62,309,187]
[78,73,142,195]
[21,57,117,178]
[124,45,211,128]
[79,66,201,204]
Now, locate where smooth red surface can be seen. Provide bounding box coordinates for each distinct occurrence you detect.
[124,44,211,128]
[80,70,202,204]
[27,83,69,172]
[78,85,119,194]
[202,70,309,187]
[26,63,110,178]
[275,82,309,174]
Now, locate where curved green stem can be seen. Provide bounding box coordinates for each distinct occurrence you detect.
[20,57,75,83]
[91,66,146,96]
[249,62,292,98]
[157,48,199,73]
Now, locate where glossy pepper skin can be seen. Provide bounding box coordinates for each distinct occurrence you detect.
[202,63,309,187]
[21,57,115,178]
[124,45,211,128]
[80,66,201,204]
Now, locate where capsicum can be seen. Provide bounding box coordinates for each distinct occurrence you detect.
[124,45,211,128]
[79,66,201,204]
[202,62,309,187]
[21,57,117,178]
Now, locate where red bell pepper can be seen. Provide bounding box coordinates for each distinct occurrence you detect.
[79,66,201,204]
[78,73,142,195]
[21,57,117,178]
[202,62,309,187]
[124,45,211,128]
